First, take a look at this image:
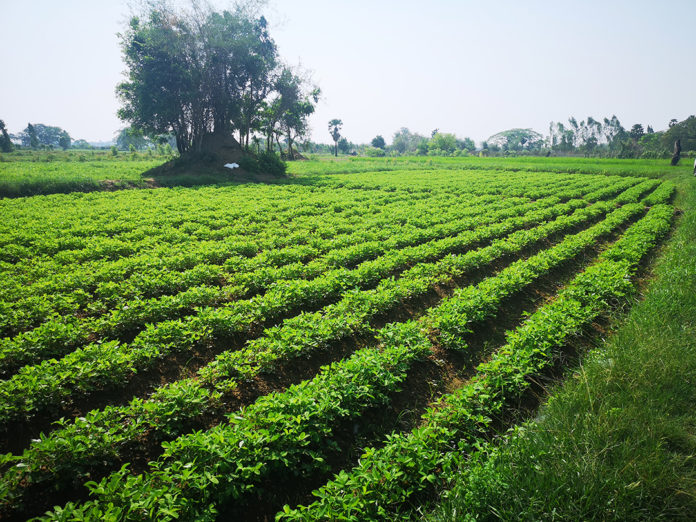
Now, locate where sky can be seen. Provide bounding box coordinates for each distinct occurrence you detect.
[2,0,695,145]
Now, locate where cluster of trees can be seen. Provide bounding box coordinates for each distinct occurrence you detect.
[114,127,176,153]
[117,1,319,159]
[359,128,476,157]
[548,115,696,158]
[5,123,73,150]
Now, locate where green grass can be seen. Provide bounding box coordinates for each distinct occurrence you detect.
[0,154,166,197]
[1,152,687,198]
[287,155,684,179]
[427,169,696,520]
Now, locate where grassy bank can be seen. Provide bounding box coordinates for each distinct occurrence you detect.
[2,155,685,198]
[428,170,696,520]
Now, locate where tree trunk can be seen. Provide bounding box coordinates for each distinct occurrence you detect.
[275,134,282,157]
[671,139,681,166]
[287,133,294,160]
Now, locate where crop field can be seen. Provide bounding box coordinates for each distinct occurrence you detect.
[0,162,677,520]
[0,155,167,198]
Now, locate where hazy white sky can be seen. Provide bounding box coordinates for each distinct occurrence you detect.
[2,0,695,144]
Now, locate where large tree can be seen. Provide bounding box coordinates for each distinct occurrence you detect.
[262,67,320,159]
[115,127,150,151]
[371,135,385,149]
[21,123,71,149]
[487,128,544,152]
[117,1,282,156]
[26,124,39,148]
[58,131,71,150]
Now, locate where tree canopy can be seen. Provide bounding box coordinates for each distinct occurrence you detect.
[371,135,385,149]
[118,1,317,157]
[18,123,70,149]
[487,128,544,152]
[662,115,696,152]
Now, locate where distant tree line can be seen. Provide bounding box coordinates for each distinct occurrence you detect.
[292,127,476,158]
[547,115,696,159]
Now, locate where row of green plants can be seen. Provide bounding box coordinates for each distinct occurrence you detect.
[7,167,588,319]
[643,179,676,205]
[428,202,645,351]
[1,187,430,300]
[1,172,635,336]
[4,171,632,367]
[424,179,671,357]
[0,169,615,290]
[0,168,578,256]
[1,186,432,262]
[38,323,432,521]
[35,204,673,521]
[278,203,675,520]
[1,193,511,372]
[0,194,624,516]
[0,189,473,336]
[308,168,603,198]
[0,193,589,428]
[0,177,667,517]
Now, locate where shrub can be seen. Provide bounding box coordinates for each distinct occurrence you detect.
[238,155,259,172]
[239,151,286,176]
[258,151,286,176]
[364,146,386,157]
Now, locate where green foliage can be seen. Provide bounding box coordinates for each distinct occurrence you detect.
[0,120,14,153]
[118,3,295,155]
[364,146,385,157]
[427,132,458,155]
[662,115,696,152]
[21,123,71,149]
[391,127,426,154]
[487,127,544,152]
[281,205,673,520]
[370,135,385,149]
[238,151,286,176]
[26,123,39,148]
[0,155,164,197]
[338,137,351,154]
[115,127,149,151]
[0,157,685,520]
[328,119,343,156]
[430,203,686,521]
[58,131,71,151]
